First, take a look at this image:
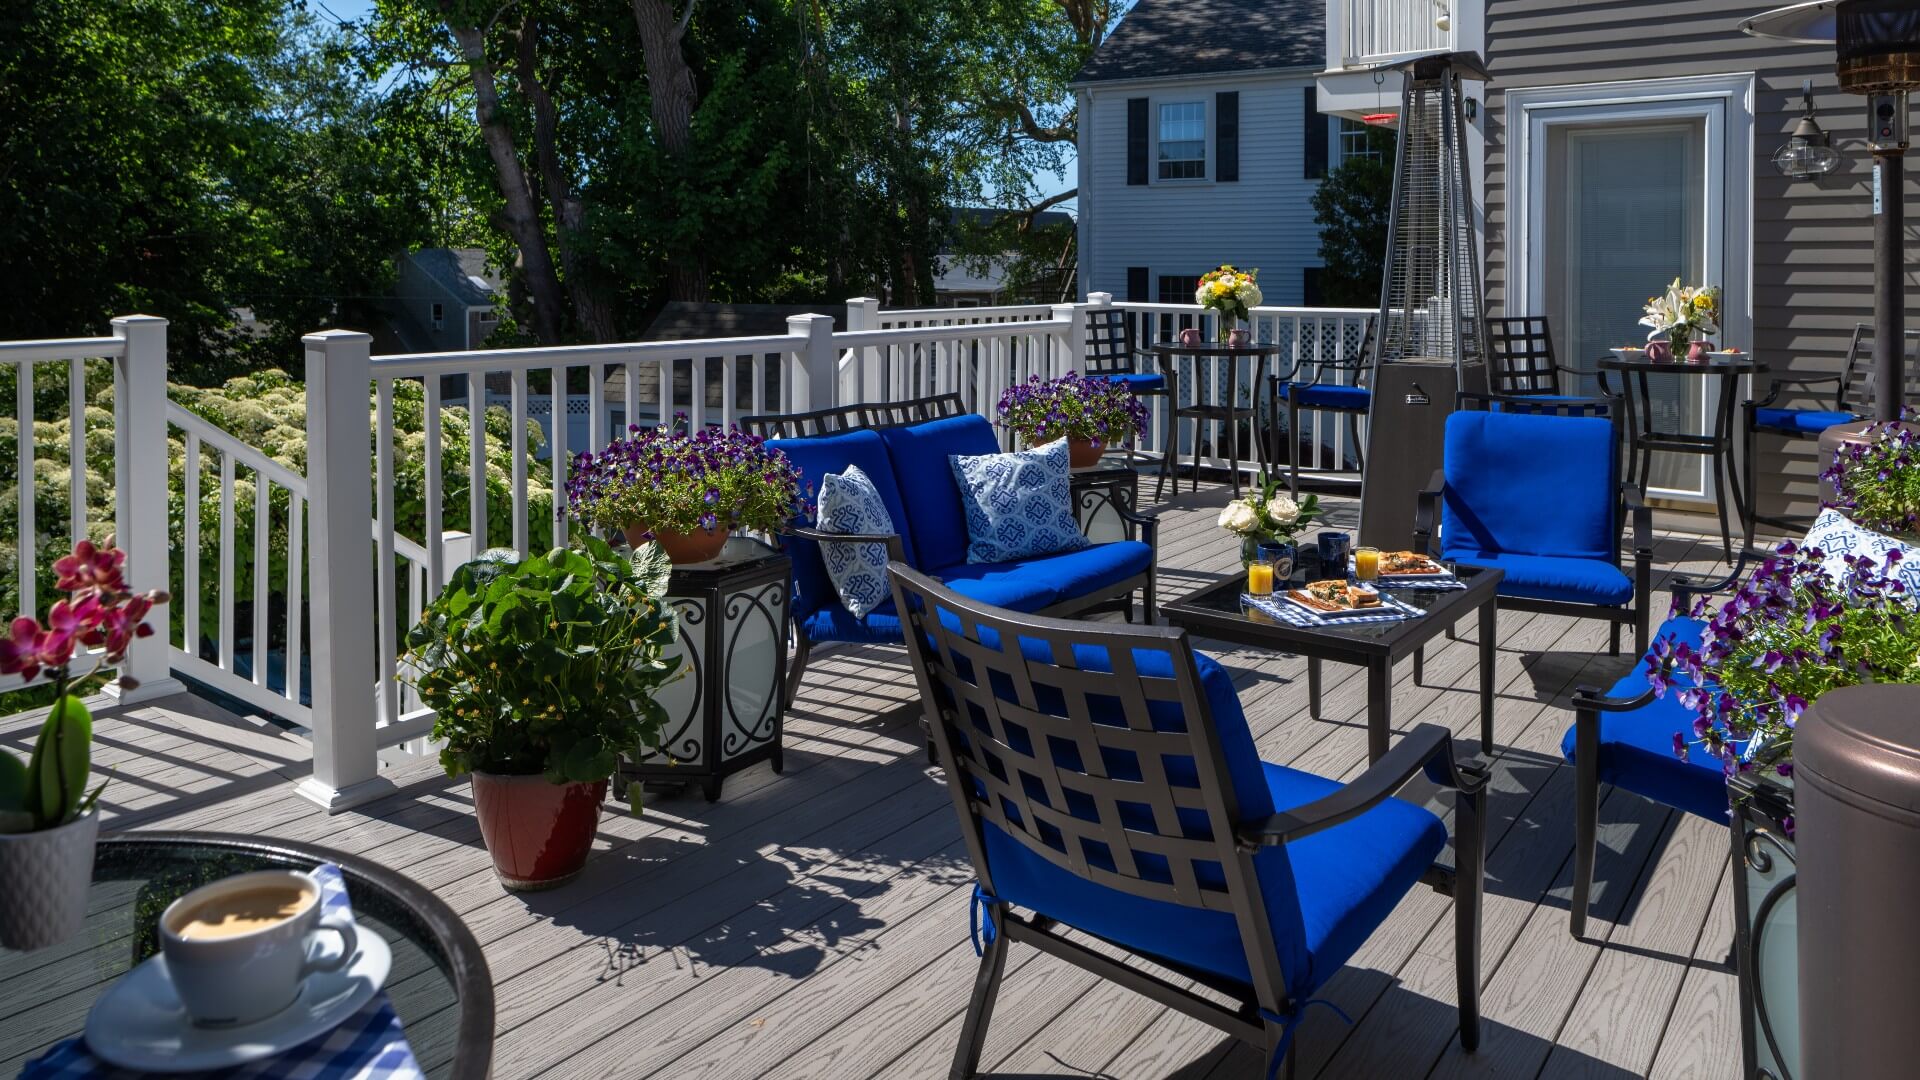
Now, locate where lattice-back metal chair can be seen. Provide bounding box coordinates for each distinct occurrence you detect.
[889,563,1488,1080]
[1484,316,1590,399]
[1743,322,1920,541]
[1082,307,1169,472]
[1267,317,1374,499]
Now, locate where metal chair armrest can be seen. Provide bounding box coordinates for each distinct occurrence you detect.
[1413,469,1446,556]
[1670,547,1763,609]
[1621,482,1653,557]
[785,525,908,564]
[1236,724,1487,850]
[1571,680,1659,715]
[1745,373,1844,410]
[1113,503,1160,548]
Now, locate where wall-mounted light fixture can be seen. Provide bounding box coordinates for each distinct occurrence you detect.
[1433,1,1451,34]
[1775,79,1843,178]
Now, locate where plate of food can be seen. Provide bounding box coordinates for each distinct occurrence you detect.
[1377,551,1450,578]
[1286,580,1385,617]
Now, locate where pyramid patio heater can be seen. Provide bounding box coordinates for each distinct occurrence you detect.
[1356,50,1493,550]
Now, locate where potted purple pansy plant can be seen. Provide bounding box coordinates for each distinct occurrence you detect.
[996,372,1150,469]
[0,538,168,949]
[1821,414,1920,540]
[566,415,808,565]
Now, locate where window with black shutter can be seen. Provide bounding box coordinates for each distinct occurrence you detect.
[1215,92,1239,182]
[1126,267,1149,302]
[1303,86,1330,179]
[1127,98,1148,186]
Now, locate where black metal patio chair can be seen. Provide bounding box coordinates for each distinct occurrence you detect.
[1267,317,1374,499]
[888,563,1488,1080]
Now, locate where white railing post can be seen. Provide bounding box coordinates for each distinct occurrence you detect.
[297,329,393,813]
[1052,302,1087,377]
[846,297,882,405]
[787,314,837,412]
[108,315,183,702]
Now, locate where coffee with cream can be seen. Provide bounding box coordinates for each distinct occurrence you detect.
[172,884,314,941]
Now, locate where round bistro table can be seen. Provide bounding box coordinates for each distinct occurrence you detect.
[1147,340,1285,498]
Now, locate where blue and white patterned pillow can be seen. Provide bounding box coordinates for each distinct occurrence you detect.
[1802,508,1920,595]
[949,439,1090,564]
[817,465,896,618]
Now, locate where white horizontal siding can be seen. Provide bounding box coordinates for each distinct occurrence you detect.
[1078,72,1333,306]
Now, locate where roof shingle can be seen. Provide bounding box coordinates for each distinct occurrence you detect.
[1076,0,1324,84]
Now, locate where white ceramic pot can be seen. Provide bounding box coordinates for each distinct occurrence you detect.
[0,810,100,950]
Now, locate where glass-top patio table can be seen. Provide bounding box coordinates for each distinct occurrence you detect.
[1162,553,1504,763]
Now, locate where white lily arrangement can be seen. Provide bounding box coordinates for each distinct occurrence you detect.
[1639,278,1721,343]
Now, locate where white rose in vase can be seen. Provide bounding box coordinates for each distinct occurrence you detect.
[1218,500,1260,535]
[1265,495,1299,531]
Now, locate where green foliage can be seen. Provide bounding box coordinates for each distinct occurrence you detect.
[0,695,103,833]
[403,538,682,797]
[1310,127,1398,308]
[0,3,444,384]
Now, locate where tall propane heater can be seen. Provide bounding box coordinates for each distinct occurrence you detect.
[1357,50,1492,549]
[1744,0,1919,428]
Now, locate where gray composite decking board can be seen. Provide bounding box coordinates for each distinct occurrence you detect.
[0,484,1755,1079]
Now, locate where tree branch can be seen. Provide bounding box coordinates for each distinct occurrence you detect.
[673,0,697,41]
[1017,100,1074,144]
[1022,187,1077,227]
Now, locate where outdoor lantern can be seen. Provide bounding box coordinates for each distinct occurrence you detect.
[1745,0,1920,421]
[620,538,789,802]
[1773,80,1842,178]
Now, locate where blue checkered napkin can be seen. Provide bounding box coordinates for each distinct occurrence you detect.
[1241,591,1423,627]
[24,864,424,1080]
[1375,572,1467,591]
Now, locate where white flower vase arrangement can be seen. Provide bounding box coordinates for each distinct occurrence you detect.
[1218,474,1322,577]
[1196,266,1262,345]
[1639,278,1721,362]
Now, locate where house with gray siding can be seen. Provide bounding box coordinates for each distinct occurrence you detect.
[1317,0,1918,524]
[386,247,504,353]
[1074,0,1344,308]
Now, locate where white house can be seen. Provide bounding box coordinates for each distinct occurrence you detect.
[1073,0,1356,307]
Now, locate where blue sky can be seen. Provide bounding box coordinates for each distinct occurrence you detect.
[309,0,1077,213]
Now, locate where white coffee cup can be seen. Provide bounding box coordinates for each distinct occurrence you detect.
[158,869,358,1027]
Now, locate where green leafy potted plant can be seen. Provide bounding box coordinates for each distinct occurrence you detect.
[995,372,1151,468]
[0,538,168,949]
[402,536,682,890]
[564,416,806,564]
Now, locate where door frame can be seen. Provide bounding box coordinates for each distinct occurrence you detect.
[1505,73,1755,502]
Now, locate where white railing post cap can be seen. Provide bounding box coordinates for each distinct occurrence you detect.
[303,328,373,347]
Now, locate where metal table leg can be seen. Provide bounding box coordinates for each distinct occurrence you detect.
[1366,658,1392,764]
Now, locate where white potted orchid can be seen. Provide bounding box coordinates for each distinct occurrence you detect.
[1218,474,1322,577]
[1639,278,1721,362]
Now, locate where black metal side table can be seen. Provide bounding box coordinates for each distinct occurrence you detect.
[1146,341,1281,498]
[1600,351,1766,560]
[621,537,790,801]
[1070,461,1140,544]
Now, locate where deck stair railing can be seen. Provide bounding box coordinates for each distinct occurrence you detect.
[1,297,1375,811]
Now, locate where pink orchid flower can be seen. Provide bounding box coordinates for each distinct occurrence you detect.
[52,539,128,596]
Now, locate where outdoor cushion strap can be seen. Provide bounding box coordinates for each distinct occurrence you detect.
[1259,1000,1353,1080]
[969,883,1003,957]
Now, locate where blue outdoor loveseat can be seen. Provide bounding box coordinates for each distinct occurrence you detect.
[743,394,1158,707]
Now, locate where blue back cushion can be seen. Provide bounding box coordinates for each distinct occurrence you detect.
[878,414,1003,571]
[767,429,917,619]
[1441,411,1616,561]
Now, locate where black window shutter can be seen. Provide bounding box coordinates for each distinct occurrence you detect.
[1215,92,1239,182]
[1126,98,1148,186]
[1303,86,1330,179]
[1126,267,1149,303]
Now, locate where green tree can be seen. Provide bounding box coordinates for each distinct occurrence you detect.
[1310,126,1398,308]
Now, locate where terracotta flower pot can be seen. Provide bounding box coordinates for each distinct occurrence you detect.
[1066,437,1106,469]
[0,810,99,950]
[469,772,609,891]
[624,523,731,564]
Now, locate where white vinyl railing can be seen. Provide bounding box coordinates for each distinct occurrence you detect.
[1342,0,1453,63]
[1,296,1374,812]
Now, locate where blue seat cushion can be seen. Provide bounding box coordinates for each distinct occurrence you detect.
[1445,550,1634,606]
[800,541,1152,645]
[1442,411,1617,562]
[877,414,1003,572]
[1560,616,1732,821]
[1753,407,1856,435]
[768,429,919,620]
[1102,371,1167,392]
[983,731,1445,997]
[1279,382,1372,411]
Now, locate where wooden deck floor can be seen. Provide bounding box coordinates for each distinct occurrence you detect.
[0,481,1746,1079]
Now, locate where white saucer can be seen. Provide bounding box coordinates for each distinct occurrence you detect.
[84,932,392,1072]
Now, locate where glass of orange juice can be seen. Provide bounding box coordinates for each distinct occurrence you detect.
[1246,559,1275,595]
[1354,546,1381,582]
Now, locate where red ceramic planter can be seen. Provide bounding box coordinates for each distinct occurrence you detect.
[624,523,730,564]
[469,772,608,891]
